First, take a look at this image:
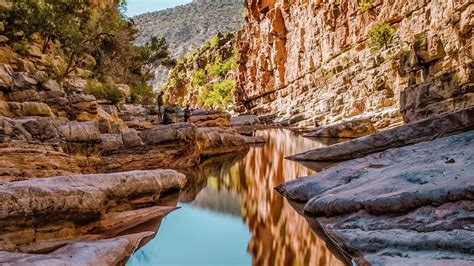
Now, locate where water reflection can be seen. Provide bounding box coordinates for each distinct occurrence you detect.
[128,129,345,266]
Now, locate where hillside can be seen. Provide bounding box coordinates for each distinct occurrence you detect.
[132,0,244,89]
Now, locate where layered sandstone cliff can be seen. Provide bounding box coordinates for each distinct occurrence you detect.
[237,0,473,135]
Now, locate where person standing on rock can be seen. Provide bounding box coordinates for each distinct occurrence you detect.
[156,91,164,124]
[184,105,191,122]
[174,105,182,123]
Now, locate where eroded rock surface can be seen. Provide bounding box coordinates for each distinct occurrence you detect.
[0,170,185,250]
[0,233,152,266]
[290,107,474,162]
[277,131,474,264]
[237,0,473,133]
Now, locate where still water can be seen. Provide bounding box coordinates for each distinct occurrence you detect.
[128,129,345,266]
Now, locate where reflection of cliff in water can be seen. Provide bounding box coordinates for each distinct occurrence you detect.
[178,152,248,216]
[180,129,345,265]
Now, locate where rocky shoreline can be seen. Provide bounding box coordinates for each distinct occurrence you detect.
[0,57,267,263]
[276,108,474,265]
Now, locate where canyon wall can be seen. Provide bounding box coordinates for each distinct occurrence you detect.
[237,0,473,133]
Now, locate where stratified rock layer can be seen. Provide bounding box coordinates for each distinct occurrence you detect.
[0,170,185,250]
[277,131,474,264]
[237,0,473,134]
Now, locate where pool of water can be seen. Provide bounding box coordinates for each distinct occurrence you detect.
[128,129,346,266]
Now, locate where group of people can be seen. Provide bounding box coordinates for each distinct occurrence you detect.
[156,92,191,125]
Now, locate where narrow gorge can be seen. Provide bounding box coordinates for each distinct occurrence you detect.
[0,0,473,265]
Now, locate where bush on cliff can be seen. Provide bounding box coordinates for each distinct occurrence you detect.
[367,23,396,53]
[129,84,156,105]
[192,69,207,87]
[197,79,235,110]
[0,0,173,102]
[85,80,124,104]
[208,56,236,79]
[359,0,376,11]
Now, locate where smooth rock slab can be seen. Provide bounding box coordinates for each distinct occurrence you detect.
[289,107,474,162]
[0,232,152,266]
[0,169,186,248]
[278,131,474,265]
[279,130,474,215]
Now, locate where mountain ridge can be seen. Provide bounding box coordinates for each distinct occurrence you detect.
[132,0,244,89]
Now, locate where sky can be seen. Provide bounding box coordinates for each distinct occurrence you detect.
[126,0,193,17]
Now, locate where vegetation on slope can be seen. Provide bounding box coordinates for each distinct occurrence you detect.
[132,0,244,88]
[164,32,238,110]
[0,0,175,105]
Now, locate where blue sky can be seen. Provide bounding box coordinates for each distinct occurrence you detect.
[126,0,193,17]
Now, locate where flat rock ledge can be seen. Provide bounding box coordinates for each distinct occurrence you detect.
[0,232,152,266]
[288,106,474,162]
[0,169,185,263]
[277,130,474,265]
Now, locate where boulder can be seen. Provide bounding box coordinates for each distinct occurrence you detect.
[16,58,36,73]
[0,169,185,249]
[197,127,249,156]
[68,94,98,113]
[139,123,198,145]
[8,89,40,102]
[58,121,101,143]
[0,117,32,142]
[64,78,87,93]
[42,79,62,92]
[21,119,60,142]
[289,107,474,162]
[122,130,143,147]
[12,72,38,89]
[0,63,13,89]
[189,112,231,127]
[231,115,264,135]
[7,102,53,117]
[101,134,125,152]
[27,45,43,58]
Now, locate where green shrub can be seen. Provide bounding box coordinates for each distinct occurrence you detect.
[367,23,396,53]
[192,69,207,87]
[85,80,124,105]
[11,39,30,56]
[210,35,219,48]
[103,84,124,105]
[359,0,375,11]
[197,79,235,110]
[208,56,236,79]
[130,84,156,105]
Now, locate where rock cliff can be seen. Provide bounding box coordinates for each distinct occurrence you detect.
[237,0,473,136]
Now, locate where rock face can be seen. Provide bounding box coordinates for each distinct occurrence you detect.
[237,0,473,134]
[277,131,474,264]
